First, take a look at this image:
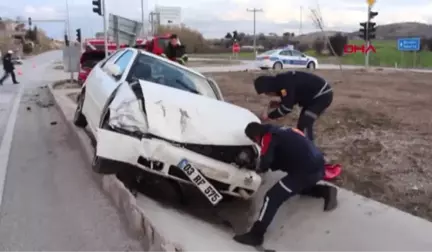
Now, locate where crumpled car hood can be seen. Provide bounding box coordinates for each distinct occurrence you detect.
[138,80,260,145]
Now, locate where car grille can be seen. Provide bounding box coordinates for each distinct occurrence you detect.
[182,143,258,170]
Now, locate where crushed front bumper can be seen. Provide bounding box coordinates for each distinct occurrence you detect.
[96,129,262,199]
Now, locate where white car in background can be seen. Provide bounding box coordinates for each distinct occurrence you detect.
[255,48,318,70]
[73,48,262,205]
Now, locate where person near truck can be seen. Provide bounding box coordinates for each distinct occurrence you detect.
[161,34,188,65]
[233,122,338,247]
[0,50,19,85]
[254,70,332,142]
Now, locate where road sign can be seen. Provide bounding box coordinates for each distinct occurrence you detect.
[62,45,81,73]
[367,0,375,6]
[397,37,421,51]
[108,14,142,47]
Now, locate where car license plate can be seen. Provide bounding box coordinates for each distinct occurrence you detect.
[177,159,223,205]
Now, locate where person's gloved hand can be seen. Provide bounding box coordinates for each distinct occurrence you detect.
[268,100,280,109]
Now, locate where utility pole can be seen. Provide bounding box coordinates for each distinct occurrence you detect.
[140,0,145,37]
[149,12,160,36]
[102,0,108,57]
[299,6,303,35]
[246,8,263,56]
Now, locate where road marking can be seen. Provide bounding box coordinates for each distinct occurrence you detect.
[0,86,24,208]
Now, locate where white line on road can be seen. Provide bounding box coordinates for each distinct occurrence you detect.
[0,86,24,208]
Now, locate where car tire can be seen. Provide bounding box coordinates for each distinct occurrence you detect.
[92,113,123,175]
[260,67,269,70]
[307,62,316,69]
[273,62,283,70]
[73,92,88,128]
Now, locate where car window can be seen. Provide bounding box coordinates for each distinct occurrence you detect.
[279,50,292,56]
[291,50,302,57]
[101,50,123,68]
[113,50,134,75]
[261,50,277,55]
[129,53,218,99]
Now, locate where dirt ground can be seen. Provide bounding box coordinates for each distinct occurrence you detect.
[187,60,241,67]
[206,69,432,221]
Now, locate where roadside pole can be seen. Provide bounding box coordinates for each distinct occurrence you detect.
[365,4,371,68]
[103,0,108,57]
[66,0,73,82]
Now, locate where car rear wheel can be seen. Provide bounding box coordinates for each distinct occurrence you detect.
[273,62,283,70]
[307,62,316,69]
[73,92,88,128]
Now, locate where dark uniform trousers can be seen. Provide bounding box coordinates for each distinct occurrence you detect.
[256,169,324,232]
[297,84,333,142]
[0,70,18,84]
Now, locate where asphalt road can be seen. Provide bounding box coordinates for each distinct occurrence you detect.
[0,52,142,250]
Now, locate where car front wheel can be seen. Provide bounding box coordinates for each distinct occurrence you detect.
[73,92,88,128]
[307,62,316,69]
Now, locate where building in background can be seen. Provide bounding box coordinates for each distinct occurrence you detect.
[154,6,182,26]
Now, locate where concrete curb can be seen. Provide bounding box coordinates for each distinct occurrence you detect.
[46,83,182,252]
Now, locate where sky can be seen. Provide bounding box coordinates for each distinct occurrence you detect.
[1,0,431,39]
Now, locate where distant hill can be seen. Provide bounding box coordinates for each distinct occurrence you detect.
[295,22,432,43]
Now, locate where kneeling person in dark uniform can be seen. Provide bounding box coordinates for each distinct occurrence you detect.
[254,70,332,142]
[233,122,338,247]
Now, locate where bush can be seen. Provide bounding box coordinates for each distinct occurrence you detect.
[296,43,309,52]
[23,42,33,54]
[313,38,325,55]
[328,33,348,56]
[420,37,428,51]
[157,24,209,53]
[426,38,432,51]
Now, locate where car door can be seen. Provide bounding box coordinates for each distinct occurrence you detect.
[290,50,308,67]
[84,49,137,133]
[278,50,294,68]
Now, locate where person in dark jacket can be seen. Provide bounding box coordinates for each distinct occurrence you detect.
[254,70,332,142]
[162,34,188,65]
[0,50,19,85]
[233,122,338,247]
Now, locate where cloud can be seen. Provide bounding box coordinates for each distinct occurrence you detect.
[4,0,432,39]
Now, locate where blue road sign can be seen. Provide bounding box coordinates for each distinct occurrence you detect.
[397,37,421,51]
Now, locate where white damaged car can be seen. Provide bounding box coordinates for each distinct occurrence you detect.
[73,48,262,205]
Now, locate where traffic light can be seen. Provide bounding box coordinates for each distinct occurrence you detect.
[368,22,376,39]
[368,11,378,20]
[76,28,82,42]
[92,0,102,16]
[64,34,69,47]
[359,22,367,41]
[28,17,32,27]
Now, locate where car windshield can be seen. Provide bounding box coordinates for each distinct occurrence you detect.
[131,53,218,99]
[261,50,277,55]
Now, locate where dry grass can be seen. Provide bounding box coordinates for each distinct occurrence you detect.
[206,69,432,221]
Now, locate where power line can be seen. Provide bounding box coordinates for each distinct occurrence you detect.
[246,8,263,56]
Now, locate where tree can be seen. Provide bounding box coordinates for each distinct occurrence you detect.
[328,33,347,56]
[313,38,325,55]
[33,26,39,43]
[225,32,232,39]
[232,30,238,41]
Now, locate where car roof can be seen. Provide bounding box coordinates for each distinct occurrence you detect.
[134,48,206,78]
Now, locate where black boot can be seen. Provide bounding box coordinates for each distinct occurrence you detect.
[233,221,266,247]
[300,185,338,211]
[323,186,338,211]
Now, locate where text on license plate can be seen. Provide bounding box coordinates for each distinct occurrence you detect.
[177,159,223,205]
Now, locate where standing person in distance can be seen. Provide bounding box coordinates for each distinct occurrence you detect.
[253,70,332,142]
[161,34,188,65]
[0,50,20,85]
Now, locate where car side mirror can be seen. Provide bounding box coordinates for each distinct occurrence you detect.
[301,54,306,57]
[106,63,122,78]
